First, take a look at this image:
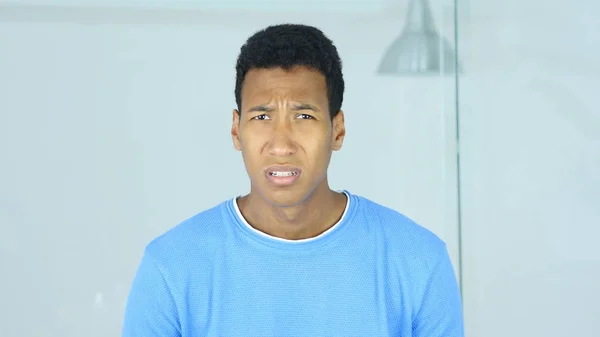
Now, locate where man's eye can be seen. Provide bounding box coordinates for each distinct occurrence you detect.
[252,114,270,120]
[297,114,314,120]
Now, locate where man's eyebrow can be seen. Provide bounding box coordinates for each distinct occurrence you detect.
[247,105,272,113]
[246,103,320,113]
[291,103,319,111]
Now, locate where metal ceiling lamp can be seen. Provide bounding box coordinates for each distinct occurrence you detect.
[378,0,460,75]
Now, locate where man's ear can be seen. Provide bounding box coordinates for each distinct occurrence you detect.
[332,110,346,151]
[231,109,242,151]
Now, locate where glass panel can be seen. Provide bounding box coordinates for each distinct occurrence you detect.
[364,0,461,282]
[458,1,600,336]
[0,1,461,335]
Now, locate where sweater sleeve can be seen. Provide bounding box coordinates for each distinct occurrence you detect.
[412,245,465,337]
[122,250,181,337]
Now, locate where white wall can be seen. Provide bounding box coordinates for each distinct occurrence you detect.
[459,1,600,336]
[0,2,460,336]
[1,0,389,11]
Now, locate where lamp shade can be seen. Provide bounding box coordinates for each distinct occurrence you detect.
[378,0,459,75]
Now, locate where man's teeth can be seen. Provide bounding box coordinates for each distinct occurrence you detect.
[270,171,296,177]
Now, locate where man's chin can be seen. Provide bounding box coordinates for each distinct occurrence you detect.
[257,188,310,208]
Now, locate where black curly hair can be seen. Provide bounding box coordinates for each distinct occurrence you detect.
[234,24,344,119]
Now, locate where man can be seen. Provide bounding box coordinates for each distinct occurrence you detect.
[122,24,464,336]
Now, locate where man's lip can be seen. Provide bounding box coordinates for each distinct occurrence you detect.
[264,165,302,175]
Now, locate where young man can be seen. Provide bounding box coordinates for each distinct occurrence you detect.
[122,24,464,336]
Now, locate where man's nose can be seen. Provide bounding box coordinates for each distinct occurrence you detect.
[267,120,297,157]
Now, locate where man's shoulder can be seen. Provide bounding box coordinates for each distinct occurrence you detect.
[352,193,447,254]
[143,199,232,264]
[351,193,451,284]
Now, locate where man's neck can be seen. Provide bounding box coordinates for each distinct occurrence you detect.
[237,186,347,240]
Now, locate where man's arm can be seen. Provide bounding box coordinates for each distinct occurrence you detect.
[412,246,465,337]
[122,250,181,337]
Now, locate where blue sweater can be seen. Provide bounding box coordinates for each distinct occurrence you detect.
[122,191,464,336]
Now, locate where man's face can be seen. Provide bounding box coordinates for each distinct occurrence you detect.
[231,66,345,207]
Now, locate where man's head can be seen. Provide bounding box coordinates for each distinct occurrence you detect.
[231,24,346,207]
